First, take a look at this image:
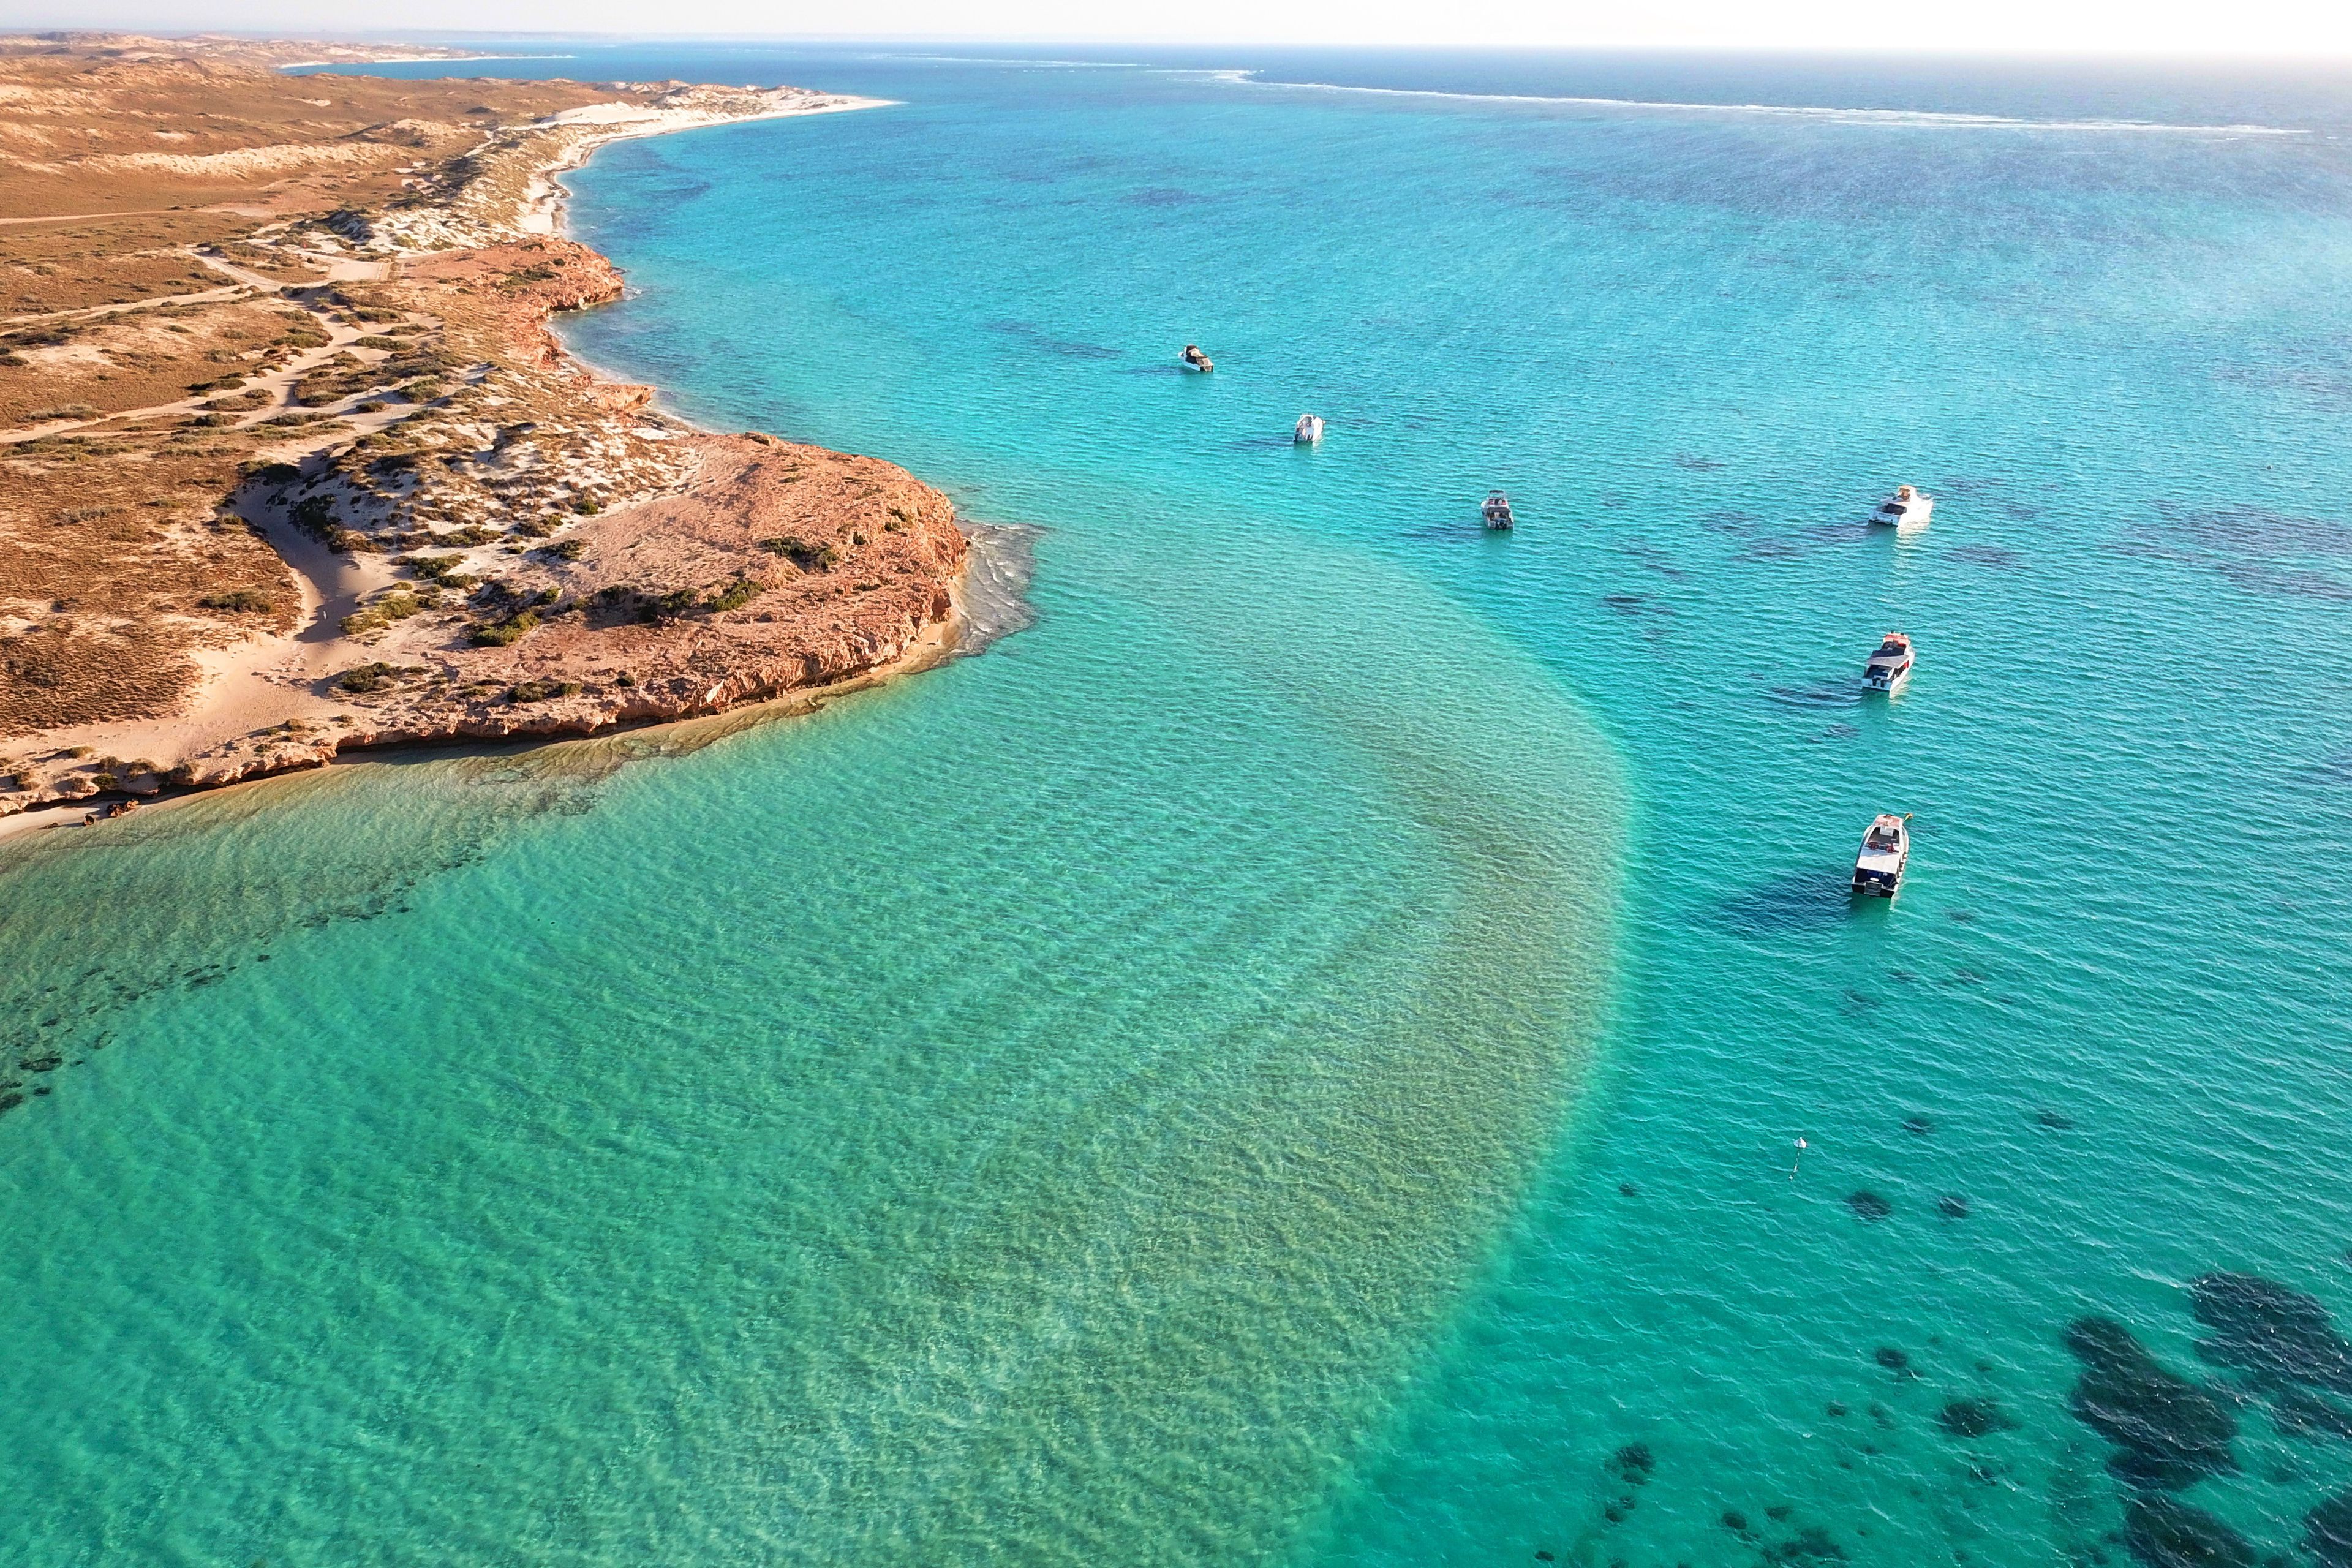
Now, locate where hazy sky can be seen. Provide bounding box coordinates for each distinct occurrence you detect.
[11,0,2352,55]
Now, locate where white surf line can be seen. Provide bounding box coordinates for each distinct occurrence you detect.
[864,52,1152,69]
[1197,69,2306,135]
[275,54,576,70]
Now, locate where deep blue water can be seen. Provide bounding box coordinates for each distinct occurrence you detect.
[6,44,2352,1568]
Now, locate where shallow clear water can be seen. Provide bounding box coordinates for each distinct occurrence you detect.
[8,46,2352,1568]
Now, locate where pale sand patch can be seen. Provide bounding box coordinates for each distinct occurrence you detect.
[86,141,396,178]
[516,95,896,237]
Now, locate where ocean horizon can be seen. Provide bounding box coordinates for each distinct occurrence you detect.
[6,43,2352,1567]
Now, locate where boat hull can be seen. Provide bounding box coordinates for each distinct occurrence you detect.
[1852,867,1904,897]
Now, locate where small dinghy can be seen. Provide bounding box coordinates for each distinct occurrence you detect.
[1482,491,1515,530]
[1179,343,1213,373]
[1294,413,1325,444]
[1870,484,1933,529]
[1863,631,1913,692]
[1852,813,1910,897]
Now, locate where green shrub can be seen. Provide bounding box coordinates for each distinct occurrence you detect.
[538,538,586,562]
[468,610,538,647]
[758,536,839,571]
[289,494,352,549]
[340,589,425,635]
[336,662,400,693]
[638,589,698,623]
[402,554,469,586]
[200,590,273,612]
[507,679,581,703]
[707,577,764,613]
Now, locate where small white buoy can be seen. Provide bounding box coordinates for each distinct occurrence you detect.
[1790,1137,1808,1181]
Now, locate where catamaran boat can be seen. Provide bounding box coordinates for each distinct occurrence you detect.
[1863,631,1913,692]
[1853,813,1910,897]
[1294,413,1325,444]
[1179,344,1214,372]
[1871,484,1933,529]
[1482,491,1515,530]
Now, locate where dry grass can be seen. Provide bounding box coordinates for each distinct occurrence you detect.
[0,620,198,733]
[0,40,963,780]
[0,46,626,737]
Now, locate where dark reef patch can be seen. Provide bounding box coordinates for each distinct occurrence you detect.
[1608,1442,1654,1486]
[1847,1191,1893,1222]
[1875,1347,1914,1376]
[2065,1316,2239,1490]
[1714,873,1852,936]
[1766,685,1863,709]
[1761,1524,1846,1562]
[2271,1385,2352,1442]
[2190,1272,2352,1394]
[2309,1491,2352,1568]
[1939,1398,2016,1439]
[1732,521,1863,564]
[1939,1195,1972,1220]
[2035,1110,2077,1131]
[2120,1494,2255,1568]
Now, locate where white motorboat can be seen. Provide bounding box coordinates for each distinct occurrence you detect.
[1863,631,1913,692]
[1482,491,1515,530]
[1870,484,1933,529]
[1294,413,1325,444]
[1853,813,1910,897]
[1178,344,1214,372]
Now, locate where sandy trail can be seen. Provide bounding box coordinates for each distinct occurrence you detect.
[1,255,437,445]
[1,282,254,326]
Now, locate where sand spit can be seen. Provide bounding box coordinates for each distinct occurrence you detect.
[0,42,967,827]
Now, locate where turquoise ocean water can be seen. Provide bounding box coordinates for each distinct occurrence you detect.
[6,46,2352,1567]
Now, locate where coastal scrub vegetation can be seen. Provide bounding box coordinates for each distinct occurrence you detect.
[334,662,421,693]
[467,609,539,647]
[760,535,839,571]
[707,577,765,613]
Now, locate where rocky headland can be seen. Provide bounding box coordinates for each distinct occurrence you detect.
[0,36,965,824]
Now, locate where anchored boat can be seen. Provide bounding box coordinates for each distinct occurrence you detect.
[1482,491,1515,530]
[1853,813,1910,897]
[1863,631,1913,692]
[1871,484,1933,529]
[1179,344,1213,372]
[1294,413,1325,444]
